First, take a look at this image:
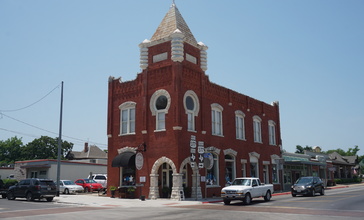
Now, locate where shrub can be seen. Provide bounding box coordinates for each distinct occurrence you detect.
[2,179,18,187]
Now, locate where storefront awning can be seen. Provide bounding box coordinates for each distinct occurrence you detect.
[112,152,135,167]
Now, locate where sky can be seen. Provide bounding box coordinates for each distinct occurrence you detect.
[1,0,363,156]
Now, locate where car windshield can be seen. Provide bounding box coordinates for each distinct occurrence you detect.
[63,181,74,185]
[232,179,251,186]
[84,179,97,183]
[296,178,313,184]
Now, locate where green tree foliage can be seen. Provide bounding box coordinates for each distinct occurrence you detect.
[295,145,313,154]
[22,136,73,160]
[325,146,360,156]
[0,136,73,165]
[0,136,24,165]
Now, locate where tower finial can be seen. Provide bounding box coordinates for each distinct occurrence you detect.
[172,0,175,6]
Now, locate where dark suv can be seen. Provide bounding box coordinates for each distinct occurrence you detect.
[291,176,325,197]
[7,178,57,202]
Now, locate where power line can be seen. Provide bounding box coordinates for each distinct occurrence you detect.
[0,83,60,112]
[0,114,107,148]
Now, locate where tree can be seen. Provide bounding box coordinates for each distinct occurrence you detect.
[0,136,24,165]
[22,136,73,160]
[295,145,313,154]
[325,146,360,156]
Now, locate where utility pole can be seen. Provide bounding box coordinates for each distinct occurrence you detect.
[56,81,64,196]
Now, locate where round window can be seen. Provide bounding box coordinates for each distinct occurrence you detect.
[186,96,194,110]
[156,95,168,110]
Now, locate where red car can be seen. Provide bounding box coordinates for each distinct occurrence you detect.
[74,179,103,192]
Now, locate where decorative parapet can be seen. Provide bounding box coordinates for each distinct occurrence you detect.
[171,29,184,62]
[198,42,208,71]
[139,39,151,70]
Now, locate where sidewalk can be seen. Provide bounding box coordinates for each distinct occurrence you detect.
[54,193,221,208]
[54,182,364,208]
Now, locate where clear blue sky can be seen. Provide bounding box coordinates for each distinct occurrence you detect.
[1,0,363,156]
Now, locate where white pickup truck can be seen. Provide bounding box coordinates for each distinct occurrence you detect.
[221,177,273,205]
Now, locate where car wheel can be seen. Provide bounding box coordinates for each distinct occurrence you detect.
[320,187,325,195]
[64,188,69,194]
[26,192,34,201]
[243,193,252,205]
[311,189,315,197]
[264,190,271,201]
[7,192,15,200]
[84,187,91,193]
[223,199,231,205]
[46,197,54,202]
[2,194,7,199]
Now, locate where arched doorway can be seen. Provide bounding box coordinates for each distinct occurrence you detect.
[149,157,183,200]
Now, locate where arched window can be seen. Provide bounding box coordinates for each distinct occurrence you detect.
[225,155,236,184]
[211,103,223,136]
[235,110,245,140]
[150,90,171,131]
[253,116,262,143]
[268,120,276,145]
[183,90,200,131]
[206,153,219,186]
[119,102,136,135]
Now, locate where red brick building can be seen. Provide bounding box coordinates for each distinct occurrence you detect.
[107,4,282,200]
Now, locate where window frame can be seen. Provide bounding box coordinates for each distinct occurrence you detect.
[119,101,136,135]
[268,120,276,145]
[235,110,245,140]
[150,89,171,131]
[253,116,262,143]
[211,103,223,136]
[183,90,200,132]
[206,153,219,187]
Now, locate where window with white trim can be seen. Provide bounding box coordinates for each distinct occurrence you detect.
[150,90,171,131]
[211,103,223,136]
[183,90,200,131]
[272,163,279,183]
[225,155,235,184]
[253,116,262,143]
[235,110,245,140]
[119,102,136,135]
[206,153,219,186]
[268,120,276,145]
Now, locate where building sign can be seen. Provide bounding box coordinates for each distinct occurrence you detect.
[135,152,144,170]
[204,153,213,169]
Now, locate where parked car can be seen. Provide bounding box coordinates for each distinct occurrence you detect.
[88,174,107,188]
[7,178,57,202]
[0,179,7,198]
[74,179,103,192]
[291,176,325,197]
[221,177,273,205]
[58,180,84,194]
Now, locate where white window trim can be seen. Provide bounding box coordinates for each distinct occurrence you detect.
[235,110,245,140]
[253,115,262,143]
[150,89,171,131]
[268,120,277,146]
[211,103,223,136]
[224,154,236,184]
[119,101,136,135]
[183,90,200,132]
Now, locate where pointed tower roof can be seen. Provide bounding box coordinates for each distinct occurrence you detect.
[151,4,197,46]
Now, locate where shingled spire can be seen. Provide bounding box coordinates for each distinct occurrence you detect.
[151,3,197,46]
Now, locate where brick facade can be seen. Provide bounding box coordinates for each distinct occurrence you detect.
[107,4,282,199]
